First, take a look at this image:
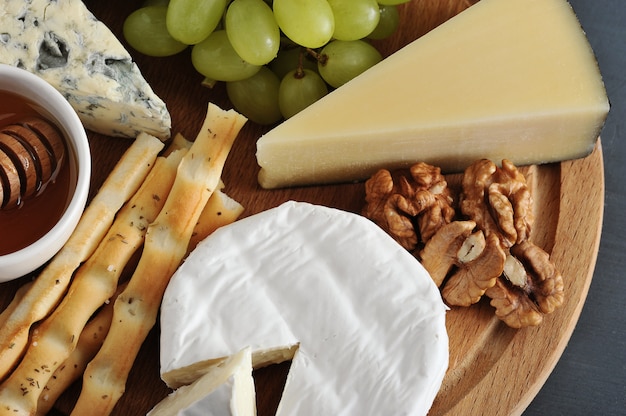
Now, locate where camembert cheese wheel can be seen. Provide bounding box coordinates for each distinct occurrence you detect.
[255,0,609,188]
[160,201,448,415]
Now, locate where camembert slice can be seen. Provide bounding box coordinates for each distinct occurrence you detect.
[0,0,171,139]
[160,201,448,415]
[148,348,255,416]
[256,0,609,188]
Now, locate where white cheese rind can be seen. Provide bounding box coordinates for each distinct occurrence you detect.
[255,0,609,188]
[0,0,171,139]
[148,347,256,416]
[160,201,449,416]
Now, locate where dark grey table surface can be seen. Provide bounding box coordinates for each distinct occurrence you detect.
[523,1,625,415]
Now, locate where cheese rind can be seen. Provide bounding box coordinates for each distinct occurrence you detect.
[0,0,171,139]
[148,347,255,416]
[255,0,609,188]
[160,201,448,415]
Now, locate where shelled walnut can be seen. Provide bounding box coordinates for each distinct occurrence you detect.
[362,162,455,252]
[461,159,564,328]
[485,241,565,327]
[461,159,533,247]
[363,159,565,329]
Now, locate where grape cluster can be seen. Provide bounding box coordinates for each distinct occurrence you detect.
[123,0,405,125]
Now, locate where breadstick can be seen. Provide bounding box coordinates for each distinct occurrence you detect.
[163,132,229,190]
[0,133,164,381]
[188,188,244,253]
[35,283,127,416]
[71,103,246,415]
[0,147,185,415]
[162,132,192,156]
[0,282,31,329]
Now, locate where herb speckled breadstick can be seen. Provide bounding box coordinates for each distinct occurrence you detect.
[71,103,246,415]
[162,132,193,156]
[0,282,31,329]
[0,133,164,382]
[0,147,185,415]
[35,282,127,416]
[188,188,244,253]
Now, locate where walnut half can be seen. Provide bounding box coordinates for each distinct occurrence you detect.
[419,220,477,287]
[362,163,454,252]
[461,159,534,248]
[509,241,564,314]
[419,221,506,307]
[441,232,506,307]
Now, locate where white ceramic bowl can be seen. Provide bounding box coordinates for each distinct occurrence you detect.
[0,65,91,282]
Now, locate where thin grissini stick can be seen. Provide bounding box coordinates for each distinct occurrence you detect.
[187,189,244,253]
[71,104,247,415]
[0,133,164,381]
[0,147,186,415]
[0,282,31,328]
[35,283,127,416]
[164,132,227,189]
[163,132,193,155]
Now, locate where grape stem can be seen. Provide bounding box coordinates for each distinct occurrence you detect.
[293,47,324,79]
[294,66,306,79]
[306,47,327,66]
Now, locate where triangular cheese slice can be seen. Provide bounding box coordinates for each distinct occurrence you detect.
[160,201,449,415]
[148,347,256,416]
[255,0,609,188]
[0,0,171,140]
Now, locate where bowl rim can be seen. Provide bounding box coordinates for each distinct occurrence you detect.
[0,64,92,282]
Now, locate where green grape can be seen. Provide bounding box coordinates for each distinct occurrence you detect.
[225,0,280,65]
[327,0,380,41]
[191,30,261,81]
[166,0,227,44]
[226,67,283,125]
[269,46,319,80]
[123,6,188,57]
[377,0,411,5]
[278,69,328,118]
[273,0,335,48]
[317,40,382,88]
[368,5,400,40]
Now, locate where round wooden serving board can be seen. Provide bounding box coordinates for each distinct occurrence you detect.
[0,0,604,415]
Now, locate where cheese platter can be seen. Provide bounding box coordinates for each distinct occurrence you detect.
[0,0,605,415]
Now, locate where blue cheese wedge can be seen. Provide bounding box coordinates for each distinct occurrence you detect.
[160,201,449,415]
[0,0,171,139]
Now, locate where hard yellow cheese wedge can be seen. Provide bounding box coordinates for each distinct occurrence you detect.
[256,0,609,188]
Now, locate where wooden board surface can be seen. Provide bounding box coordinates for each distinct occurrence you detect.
[0,0,604,415]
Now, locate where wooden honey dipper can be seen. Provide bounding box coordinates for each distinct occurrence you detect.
[0,116,66,209]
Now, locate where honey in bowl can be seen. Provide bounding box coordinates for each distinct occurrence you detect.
[0,90,78,256]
